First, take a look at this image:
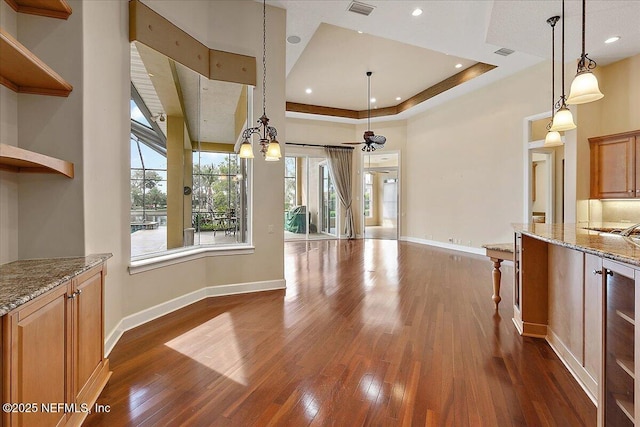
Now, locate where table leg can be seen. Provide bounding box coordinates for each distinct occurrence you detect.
[490,257,503,310]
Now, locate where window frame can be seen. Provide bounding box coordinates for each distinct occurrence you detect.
[128,81,255,271]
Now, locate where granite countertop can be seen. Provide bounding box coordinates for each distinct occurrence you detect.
[482,243,514,253]
[513,223,640,267]
[0,254,112,316]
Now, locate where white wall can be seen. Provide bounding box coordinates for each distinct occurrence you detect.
[82,0,129,339]
[405,62,550,246]
[0,1,18,264]
[79,0,287,334]
[17,0,85,258]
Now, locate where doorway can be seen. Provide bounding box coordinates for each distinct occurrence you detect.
[523,112,564,224]
[363,152,399,240]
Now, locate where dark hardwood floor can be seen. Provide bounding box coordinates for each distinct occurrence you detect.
[85,240,596,426]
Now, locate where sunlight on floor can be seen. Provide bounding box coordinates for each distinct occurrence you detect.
[164,312,247,386]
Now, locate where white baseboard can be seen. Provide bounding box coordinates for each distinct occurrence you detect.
[399,236,485,256]
[104,279,285,357]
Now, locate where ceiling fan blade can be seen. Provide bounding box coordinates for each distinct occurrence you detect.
[369,135,386,145]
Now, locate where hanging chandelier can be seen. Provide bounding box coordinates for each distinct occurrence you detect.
[566,0,603,105]
[550,0,576,132]
[238,0,281,161]
[544,15,563,147]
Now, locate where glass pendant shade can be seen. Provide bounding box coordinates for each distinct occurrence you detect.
[566,71,604,104]
[238,140,254,159]
[264,140,281,161]
[550,106,576,131]
[544,130,563,147]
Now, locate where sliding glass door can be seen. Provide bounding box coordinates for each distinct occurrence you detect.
[284,155,339,241]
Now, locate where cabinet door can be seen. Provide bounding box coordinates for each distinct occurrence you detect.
[584,254,603,385]
[635,136,640,197]
[72,267,104,405]
[590,135,635,199]
[4,284,70,427]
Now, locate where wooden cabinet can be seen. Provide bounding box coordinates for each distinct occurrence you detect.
[70,267,110,422]
[602,260,636,426]
[1,263,110,427]
[513,233,548,337]
[584,254,603,385]
[2,285,69,427]
[590,130,640,199]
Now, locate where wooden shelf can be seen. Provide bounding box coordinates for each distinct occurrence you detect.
[617,309,635,326]
[0,143,73,178]
[614,394,635,424]
[0,28,72,96]
[617,357,636,379]
[4,0,71,19]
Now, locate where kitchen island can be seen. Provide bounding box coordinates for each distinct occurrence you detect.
[514,224,639,427]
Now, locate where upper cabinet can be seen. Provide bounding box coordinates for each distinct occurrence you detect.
[590,130,640,199]
[4,0,71,20]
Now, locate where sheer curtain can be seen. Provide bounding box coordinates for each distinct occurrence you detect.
[325,147,355,239]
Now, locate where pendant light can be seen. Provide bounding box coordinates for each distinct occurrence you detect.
[544,16,563,147]
[550,0,576,132]
[566,0,603,105]
[238,0,281,161]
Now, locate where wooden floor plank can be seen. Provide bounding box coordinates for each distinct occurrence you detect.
[85,240,596,426]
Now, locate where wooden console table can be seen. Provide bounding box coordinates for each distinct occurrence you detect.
[482,243,514,309]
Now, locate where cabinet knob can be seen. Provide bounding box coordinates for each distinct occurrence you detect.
[606,270,614,276]
[67,293,76,299]
[76,289,82,295]
[593,269,603,275]
[628,190,634,193]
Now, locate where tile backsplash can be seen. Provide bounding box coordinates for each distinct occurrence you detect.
[589,199,640,223]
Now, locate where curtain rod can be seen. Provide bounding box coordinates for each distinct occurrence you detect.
[286,142,354,150]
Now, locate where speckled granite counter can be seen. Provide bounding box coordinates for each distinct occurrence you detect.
[0,254,112,316]
[513,223,640,267]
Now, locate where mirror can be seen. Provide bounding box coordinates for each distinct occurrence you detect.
[129,41,250,259]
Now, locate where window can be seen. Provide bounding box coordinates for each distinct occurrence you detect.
[129,41,251,261]
[364,172,374,218]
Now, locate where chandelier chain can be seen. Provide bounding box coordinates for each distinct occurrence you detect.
[561,0,565,102]
[262,0,267,115]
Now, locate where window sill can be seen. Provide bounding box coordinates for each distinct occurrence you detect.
[129,245,255,275]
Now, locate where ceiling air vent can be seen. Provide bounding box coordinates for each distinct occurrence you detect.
[494,47,515,56]
[347,1,375,16]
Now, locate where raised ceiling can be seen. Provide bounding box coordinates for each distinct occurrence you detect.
[286,23,476,111]
[268,0,640,122]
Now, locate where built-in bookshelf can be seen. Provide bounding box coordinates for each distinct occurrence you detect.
[4,0,71,20]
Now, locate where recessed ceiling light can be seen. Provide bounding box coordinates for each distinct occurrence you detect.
[357,30,363,34]
[455,63,463,69]
[370,97,376,103]
[412,8,423,16]
[305,88,312,94]
[287,35,301,44]
[605,36,621,44]
[148,73,154,77]
[395,97,401,101]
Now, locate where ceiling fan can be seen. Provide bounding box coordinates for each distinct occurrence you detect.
[343,71,386,152]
